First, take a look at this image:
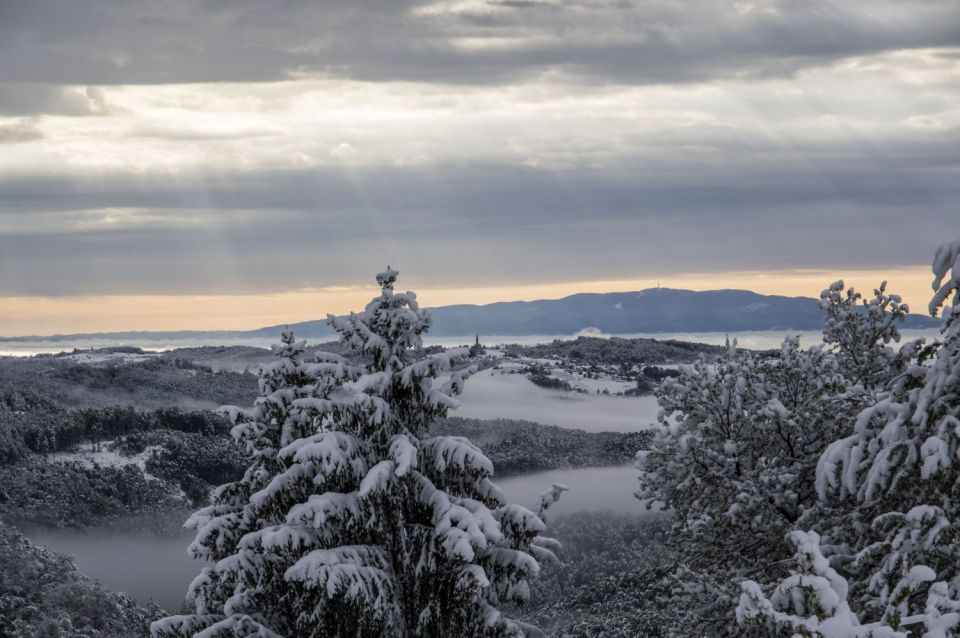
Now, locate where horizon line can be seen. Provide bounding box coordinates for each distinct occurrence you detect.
[0,269,940,340]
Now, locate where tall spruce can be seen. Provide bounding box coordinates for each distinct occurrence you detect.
[153,268,554,638]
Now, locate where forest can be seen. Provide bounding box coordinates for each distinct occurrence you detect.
[2,240,960,637]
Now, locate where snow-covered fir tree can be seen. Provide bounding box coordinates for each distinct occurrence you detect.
[152,268,555,638]
[741,239,960,637]
[737,530,905,637]
[637,279,916,635]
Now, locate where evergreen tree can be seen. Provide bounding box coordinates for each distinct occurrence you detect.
[741,239,960,636]
[153,268,554,637]
[638,279,915,635]
[737,530,904,637]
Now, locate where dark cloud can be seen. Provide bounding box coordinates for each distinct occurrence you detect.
[1,133,956,296]
[0,0,955,301]
[0,0,956,89]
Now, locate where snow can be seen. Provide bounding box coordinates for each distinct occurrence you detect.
[49,440,163,478]
[422,436,495,475]
[284,545,398,614]
[455,371,658,432]
[59,351,155,364]
[358,461,397,497]
[737,530,905,637]
[288,492,361,528]
[929,240,960,315]
[388,434,418,476]
[538,483,569,514]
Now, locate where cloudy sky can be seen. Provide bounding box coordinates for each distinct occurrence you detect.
[1,0,958,334]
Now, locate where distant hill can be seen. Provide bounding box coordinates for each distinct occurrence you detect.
[246,288,940,338]
[1,288,941,343]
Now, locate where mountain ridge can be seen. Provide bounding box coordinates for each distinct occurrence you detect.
[1,287,940,342]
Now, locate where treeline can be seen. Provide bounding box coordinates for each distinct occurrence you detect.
[0,516,162,635]
[523,363,583,393]
[518,360,680,396]
[515,511,674,637]
[503,335,731,365]
[0,401,244,527]
[0,355,257,411]
[126,429,247,504]
[435,417,650,475]
[0,404,648,528]
[0,400,231,461]
[0,461,182,529]
[634,244,960,637]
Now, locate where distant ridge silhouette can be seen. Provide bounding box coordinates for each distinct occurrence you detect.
[1,288,940,342]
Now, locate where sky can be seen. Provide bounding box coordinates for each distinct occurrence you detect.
[0,0,957,335]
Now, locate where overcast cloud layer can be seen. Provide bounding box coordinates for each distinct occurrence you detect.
[0,0,957,297]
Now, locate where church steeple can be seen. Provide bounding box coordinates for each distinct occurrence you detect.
[469,334,484,357]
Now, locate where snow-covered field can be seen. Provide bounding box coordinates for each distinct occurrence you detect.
[49,442,168,485]
[49,442,161,473]
[57,351,155,364]
[455,371,659,432]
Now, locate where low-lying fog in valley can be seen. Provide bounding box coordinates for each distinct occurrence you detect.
[3,302,955,636]
[25,464,649,612]
[1,330,694,625]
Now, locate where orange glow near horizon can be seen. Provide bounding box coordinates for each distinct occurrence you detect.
[0,266,938,337]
